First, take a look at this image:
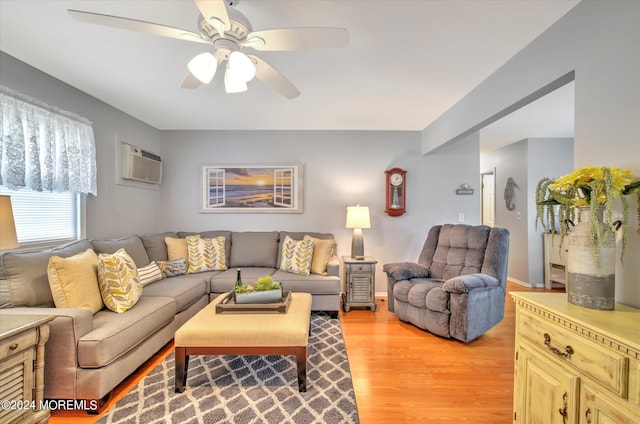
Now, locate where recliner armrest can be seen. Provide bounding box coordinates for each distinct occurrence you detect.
[382,262,430,281]
[442,273,500,294]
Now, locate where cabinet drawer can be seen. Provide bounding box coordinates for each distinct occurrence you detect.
[349,264,373,273]
[0,329,37,361]
[519,309,628,397]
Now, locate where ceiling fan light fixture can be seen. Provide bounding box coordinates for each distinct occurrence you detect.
[187,52,217,84]
[224,69,248,93]
[227,51,256,82]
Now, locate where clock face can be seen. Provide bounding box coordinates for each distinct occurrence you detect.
[390,173,404,187]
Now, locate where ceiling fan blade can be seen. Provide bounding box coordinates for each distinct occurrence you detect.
[180,72,202,89]
[242,28,348,51]
[68,9,207,43]
[194,0,230,35]
[249,55,300,99]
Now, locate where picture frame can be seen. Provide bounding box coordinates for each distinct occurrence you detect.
[200,164,303,213]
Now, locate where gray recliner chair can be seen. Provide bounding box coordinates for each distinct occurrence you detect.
[383,224,510,342]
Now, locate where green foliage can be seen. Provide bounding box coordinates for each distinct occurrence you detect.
[234,275,281,294]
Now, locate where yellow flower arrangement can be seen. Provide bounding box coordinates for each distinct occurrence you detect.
[536,165,640,266]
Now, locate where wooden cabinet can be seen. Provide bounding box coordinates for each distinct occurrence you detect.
[544,233,567,289]
[511,292,640,424]
[342,256,377,312]
[0,314,54,424]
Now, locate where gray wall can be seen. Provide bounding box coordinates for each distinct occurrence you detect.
[423,1,640,307]
[158,130,482,294]
[0,52,162,239]
[482,138,573,287]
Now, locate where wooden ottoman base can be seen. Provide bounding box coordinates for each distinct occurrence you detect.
[174,292,312,393]
[175,345,307,393]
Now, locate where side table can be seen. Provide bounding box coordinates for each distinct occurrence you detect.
[0,314,54,424]
[342,256,377,312]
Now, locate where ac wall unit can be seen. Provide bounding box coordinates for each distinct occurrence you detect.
[121,143,162,184]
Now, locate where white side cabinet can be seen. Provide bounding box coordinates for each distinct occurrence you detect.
[544,233,568,289]
[511,292,640,424]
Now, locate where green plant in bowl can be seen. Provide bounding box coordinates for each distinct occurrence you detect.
[235,275,281,294]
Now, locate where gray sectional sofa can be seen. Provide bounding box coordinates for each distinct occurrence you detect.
[0,230,340,405]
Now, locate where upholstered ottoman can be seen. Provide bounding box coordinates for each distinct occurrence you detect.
[174,292,312,392]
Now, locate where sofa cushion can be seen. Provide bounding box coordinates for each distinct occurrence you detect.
[270,270,341,295]
[91,236,150,268]
[186,236,227,273]
[97,249,142,313]
[47,248,104,314]
[209,267,276,293]
[1,239,93,307]
[137,262,163,287]
[277,232,334,268]
[178,231,232,265]
[230,232,279,268]
[142,273,209,313]
[279,236,314,276]
[77,296,175,368]
[141,232,178,262]
[303,235,335,275]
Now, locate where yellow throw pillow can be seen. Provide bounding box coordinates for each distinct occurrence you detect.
[165,236,189,260]
[304,235,335,275]
[186,236,227,273]
[47,248,104,314]
[279,236,314,276]
[97,248,142,313]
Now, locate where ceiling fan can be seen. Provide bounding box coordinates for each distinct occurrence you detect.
[68,0,349,99]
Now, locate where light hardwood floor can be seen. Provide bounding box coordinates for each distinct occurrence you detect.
[50,281,559,423]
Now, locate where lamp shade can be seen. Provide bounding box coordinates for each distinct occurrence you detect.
[0,195,18,250]
[346,205,370,229]
[228,51,256,82]
[188,52,217,84]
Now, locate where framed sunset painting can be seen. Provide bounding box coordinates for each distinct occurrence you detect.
[200,164,303,213]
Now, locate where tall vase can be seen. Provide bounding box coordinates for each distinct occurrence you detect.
[566,206,616,310]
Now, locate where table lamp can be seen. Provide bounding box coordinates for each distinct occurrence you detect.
[346,205,370,260]
[0,195,18,250]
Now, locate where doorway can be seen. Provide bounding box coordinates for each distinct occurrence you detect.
[481,171,495,227]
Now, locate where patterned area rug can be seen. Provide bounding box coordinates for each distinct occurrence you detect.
[97,313,359,424]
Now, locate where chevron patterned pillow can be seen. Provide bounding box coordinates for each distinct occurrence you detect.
[97,248,142,313]
[186,235,227,273]
[279,235,314,276]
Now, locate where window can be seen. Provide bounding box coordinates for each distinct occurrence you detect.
[0,187,81,248]
[273,168,294,207]
[206,168,225,207]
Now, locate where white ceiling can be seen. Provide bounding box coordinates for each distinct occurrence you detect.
[0,0,579,133]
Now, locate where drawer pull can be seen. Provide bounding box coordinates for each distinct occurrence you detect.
[558,392,568,424]
[585,408,592,423]
[544,333,574,358]
[9,343,19,350]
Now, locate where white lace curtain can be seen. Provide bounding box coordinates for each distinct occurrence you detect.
[0,86,97,195]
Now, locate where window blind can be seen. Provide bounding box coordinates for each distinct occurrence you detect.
[0,188,79,246]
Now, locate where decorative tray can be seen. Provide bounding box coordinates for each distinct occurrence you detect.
[215,290,292,314]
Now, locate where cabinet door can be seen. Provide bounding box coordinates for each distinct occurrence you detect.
[516,342,579,424]
[580,385,640,424]
[349,273,372,303]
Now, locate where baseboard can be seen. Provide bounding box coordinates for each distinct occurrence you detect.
[508,277,542,288]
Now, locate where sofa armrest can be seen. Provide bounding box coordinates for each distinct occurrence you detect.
[0,307,94,399]
[382,262,430,281]
[442,273,500,294]
[326,255,340,277]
